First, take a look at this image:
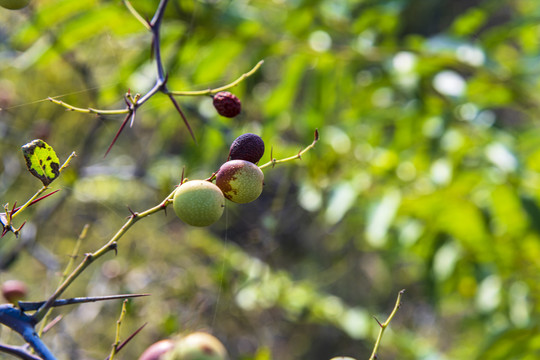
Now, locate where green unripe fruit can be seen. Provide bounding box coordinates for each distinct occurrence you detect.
[216,160,264,204]
[138,339,175,360]
[164,332,227,360]
[0,0,30,10]
[173,180,225,227]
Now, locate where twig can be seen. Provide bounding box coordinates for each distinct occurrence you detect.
[32,190,176,323]
[38,224,88,336]
[0,305,56,360]
[48,0,263,155]
[108,300,128,360]
[169,60,265,96]
[104,323,147,360]
[47,98,129,115]
[122,0,151,30]
[0,343,43,360]
[12,152,76,221]
[259,129,319,170]
[368,289,405,360]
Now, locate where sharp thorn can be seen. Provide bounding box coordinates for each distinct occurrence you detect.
[167,94,197,145]
[105,111,132,157]
[372,315,383,328]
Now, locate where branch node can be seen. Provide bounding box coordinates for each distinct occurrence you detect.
[109,242,118,256]
[372,315,383,328]
[13,221,26,237]
[127,207,138,218]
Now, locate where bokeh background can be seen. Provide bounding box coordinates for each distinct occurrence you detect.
[1,0,540,359]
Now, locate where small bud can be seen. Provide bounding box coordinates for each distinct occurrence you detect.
[213,92,241,118]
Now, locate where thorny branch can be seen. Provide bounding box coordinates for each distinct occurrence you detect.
[48,0,264,156]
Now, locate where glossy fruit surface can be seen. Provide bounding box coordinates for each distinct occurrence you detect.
[164,332,226,360]
[0,0,30,10]
[216,160,264,204]
[173,180,225,227]
[138,339,175,360]
[1,280,27,303]
[228,133,265,164]
[212,91,241,118]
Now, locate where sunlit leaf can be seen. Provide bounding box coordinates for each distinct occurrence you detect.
[21,139,60,186]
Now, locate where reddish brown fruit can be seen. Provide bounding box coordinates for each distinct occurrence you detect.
[1,280,27,303]
[212,92,241,118]
[216,160,264,204]
[138,339,175,360]
[228,133,265,164]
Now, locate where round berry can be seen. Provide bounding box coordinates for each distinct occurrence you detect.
[228,133,265,164]
[138,339,175,360]
[216,160,264,204]
[165,332,226,360]
[0,0,30,10]
[173,180,225,227]
[1,280,27,303]
[212,92,241,118]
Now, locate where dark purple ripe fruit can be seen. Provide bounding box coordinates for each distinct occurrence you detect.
[228,133,265,164]
[212,91,241,118]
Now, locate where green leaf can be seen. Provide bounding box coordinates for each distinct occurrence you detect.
[478,326,540,360]
[21,139,60,186]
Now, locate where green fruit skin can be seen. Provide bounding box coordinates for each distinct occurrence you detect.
[216,160,264,204]
[173,180,225,227]
[164,332,227,360]
[0,0,30,10]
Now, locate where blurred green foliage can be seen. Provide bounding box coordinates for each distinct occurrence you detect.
[1,0,540,359]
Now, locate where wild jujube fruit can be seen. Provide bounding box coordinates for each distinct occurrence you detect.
[228,133,265,164]
[216,160,264,204]
[212,92,241,118]
[1,280,27,303]
[138,339,175,360]
[0,0,30,10]
[173,180,225,227]
[164,332,227,360]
